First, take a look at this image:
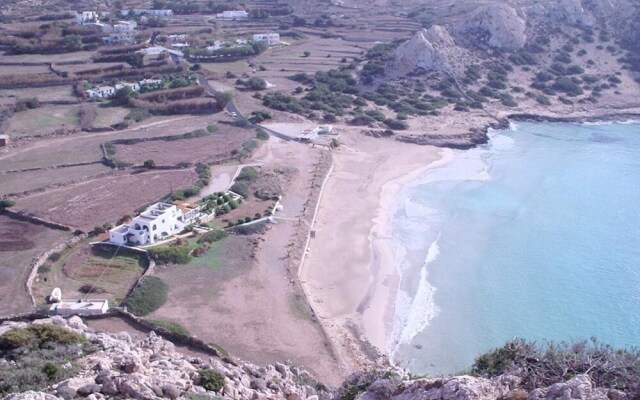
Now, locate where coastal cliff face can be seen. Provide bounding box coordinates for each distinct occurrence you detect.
[0,319,633,400]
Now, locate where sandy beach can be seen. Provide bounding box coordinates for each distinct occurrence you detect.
[299,128,447,371]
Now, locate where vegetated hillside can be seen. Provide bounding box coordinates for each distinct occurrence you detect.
[1,318,639,399]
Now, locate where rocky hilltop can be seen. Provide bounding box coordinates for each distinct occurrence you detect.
[1,318,636,400]
[454,3,527,51]
[390,26,470,75]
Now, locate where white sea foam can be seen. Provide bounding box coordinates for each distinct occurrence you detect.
[391,238,441,353]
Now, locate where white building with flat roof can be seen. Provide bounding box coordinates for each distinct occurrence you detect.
[217,10,249,20]
[109,202,186,245]
[122,9,173,17]
[252,33,280,46]
[50,299,109,316]
[86,86,116,99]
[75,11,99,25]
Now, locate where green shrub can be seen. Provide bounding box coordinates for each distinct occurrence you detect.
[236,166,260,182]
[536,95,551,105]
[198,369,225,392]
[0,329,37,350]
[233,220,267,235]
[472,339,640,397]
[149,246,192,265]
[0,199,16,209]
[383,119,409,130]
[230,182,250,198]
[124,276,169,316]
[146,319,190,336]
[197,230,228,244]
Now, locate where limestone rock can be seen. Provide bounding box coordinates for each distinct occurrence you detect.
[2,392,61,400]
[391,26,466,75]
[455,3,527,50]
[528,375,610,400]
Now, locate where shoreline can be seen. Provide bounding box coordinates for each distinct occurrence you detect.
[299,110,640,377]
[299,130,443,372]
[361,147,455,354]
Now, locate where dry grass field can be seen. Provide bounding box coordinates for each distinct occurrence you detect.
[6,104,81,137]
[33,244,147,306]
[0,85,78,103]
[92,105,131,128]
[15,169,198,230]
[0,163,111,196]
[112,125,251,166]
[0,214,72,315]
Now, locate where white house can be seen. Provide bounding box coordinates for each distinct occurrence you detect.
[50,299,109,316]
[113,20,137,32]
[216,10,249,20]
[122,9,173,17]
[139,78,163,88]
[103,30,136,45]
[252,33,280,46]
[115,82,140,92]
[75,11,99,25]
[109,202,186,246]
[86,86,116,98]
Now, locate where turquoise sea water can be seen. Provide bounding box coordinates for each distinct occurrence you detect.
[390,121,640,375]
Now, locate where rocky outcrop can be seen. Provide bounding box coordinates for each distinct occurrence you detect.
[390,26,469,75]
[0,317,329,400]
[455,4,527,50]
[351,371,626,400]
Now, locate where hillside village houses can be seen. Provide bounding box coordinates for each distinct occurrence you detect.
[216,10,249,20]
[252,33,281,46]
[121,9,173,17]
[86,80,159,99]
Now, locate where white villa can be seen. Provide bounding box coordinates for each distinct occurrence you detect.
[252,33,280,46]
[216,10,249,20]
[109,202,186,246]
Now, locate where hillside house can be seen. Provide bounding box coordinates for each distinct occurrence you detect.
[75,11,99,25]
[140,78,163,88]
[252,33,280,46]
[103,30,136,45]
[217,10,249,20]
[115,82,140,92]
[86,86,116,98]
[122,9,173,17]
[109,202,186,245]
[114,20,137,32]
[50,299,109,316]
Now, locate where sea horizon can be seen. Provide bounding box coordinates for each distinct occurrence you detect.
[388,121,640,375]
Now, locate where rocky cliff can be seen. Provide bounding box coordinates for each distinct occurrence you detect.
[1,318,635,400]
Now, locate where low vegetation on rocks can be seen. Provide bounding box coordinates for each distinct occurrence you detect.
[0,324,88,396]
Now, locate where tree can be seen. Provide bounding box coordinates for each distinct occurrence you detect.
[0,199,15,209]
[214,91,233,110]
[245,77,267,90]
[143,159,156,169]
[125,52,145,68]
[113,86,134,106]
[302,51,310,57]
